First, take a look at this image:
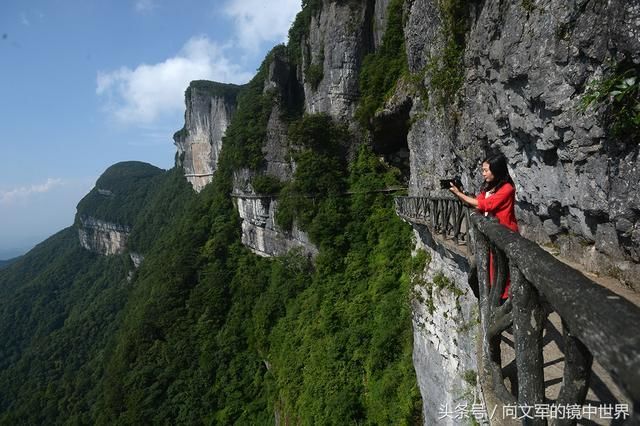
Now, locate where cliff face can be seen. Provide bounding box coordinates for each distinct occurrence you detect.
[234,196,318,258]
[232,167,318,258]
[77,216,143,267]
[403,0,640,286]
[463,0,639,284]
[411,227,479,425]
[263,56,298,182]
[227,54,319,258]
[77,216,130,256]
[398,0,640,419]
[174,81,241,192]
[229,0,395,257]
[301,1,368,120]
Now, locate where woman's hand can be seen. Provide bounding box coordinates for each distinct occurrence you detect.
[449,183,479,208]
[449,182,462,196]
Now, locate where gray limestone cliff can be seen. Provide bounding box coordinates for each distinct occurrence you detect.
[400,0,640,288]
[77,216,131,256]
[230,54,318,258]
[394,0,640,421]
[232,169,318,258]
[411,226,480,425]
[174,81,241,192]
[77,213,144,267]
[234,195,318,258]
[301,1,368,120]
[298,0,396,121]
[462,0,640,287]
[263,55,298,182]
[229,0,394,257]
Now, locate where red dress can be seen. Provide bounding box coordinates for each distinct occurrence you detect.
[476,183,518,299]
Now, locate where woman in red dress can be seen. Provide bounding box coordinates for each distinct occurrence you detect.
[448,153,518,299]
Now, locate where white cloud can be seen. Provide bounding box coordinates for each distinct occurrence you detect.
[21,13,30,26]
[0,178,63,205]
[96,36,253,125]
[134,0,157,13]
[97,1,303,126]
[224,0,301,51]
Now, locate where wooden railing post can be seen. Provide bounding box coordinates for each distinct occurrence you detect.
[443,199,451,235]
[511,265,546,425]
[465,208,473,254]
[551,320,593,426]
[474,216,516,406]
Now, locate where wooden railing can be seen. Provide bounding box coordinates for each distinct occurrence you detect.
[472,214,640,424]
[395,196,640,424]
[394,195,471,248]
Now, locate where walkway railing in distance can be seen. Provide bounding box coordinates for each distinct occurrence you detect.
[471,213,640,425]
[394,196,471,249]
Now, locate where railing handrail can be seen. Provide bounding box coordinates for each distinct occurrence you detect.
[471,213,640,403]
[394,196,471,250]
[396,194,458,201]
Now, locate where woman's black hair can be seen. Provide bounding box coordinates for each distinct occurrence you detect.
[481,153,514,192]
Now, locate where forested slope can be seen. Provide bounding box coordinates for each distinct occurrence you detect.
[0,165,194,424]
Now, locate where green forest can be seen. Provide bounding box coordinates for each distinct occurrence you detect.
[0,133,423,425]
[0,0,427,423]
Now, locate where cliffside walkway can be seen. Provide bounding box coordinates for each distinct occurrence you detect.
[395,196,640,425]
[230,186,407,199]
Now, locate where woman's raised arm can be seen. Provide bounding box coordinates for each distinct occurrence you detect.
[449,183,478,208]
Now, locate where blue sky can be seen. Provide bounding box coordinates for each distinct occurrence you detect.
[0,0,301,259]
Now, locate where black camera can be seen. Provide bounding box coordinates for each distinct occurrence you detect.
[439,177,463,190]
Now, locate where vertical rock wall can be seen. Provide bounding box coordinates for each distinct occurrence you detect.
[404,0,640,287]
[302,1,370,120]
[230,53,319,258]
[174,82,240,192]
[235,196,318,258]
[263,56,298,182]
[397,0,640,422]
[232,169,318,258]
[411,226,480,425]
[373,0,391,49]
[77,216,131,256]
